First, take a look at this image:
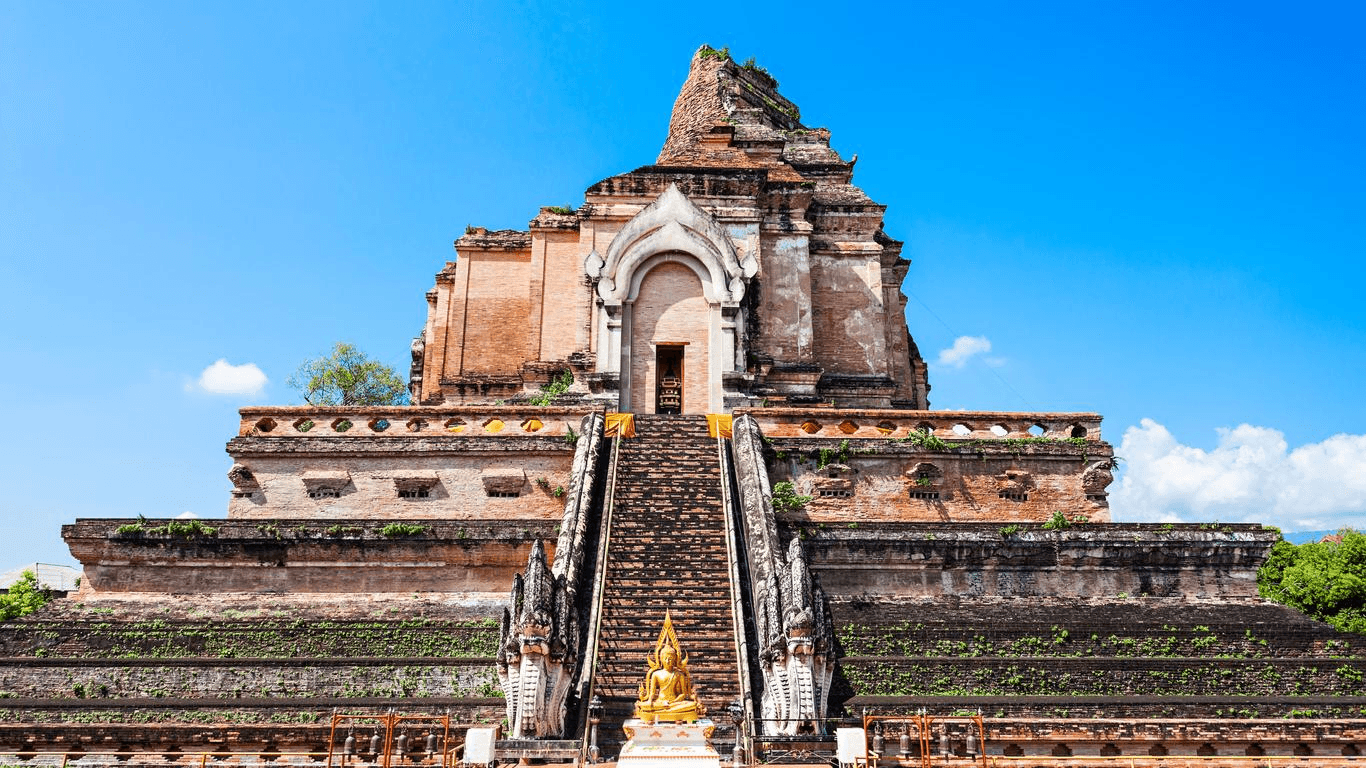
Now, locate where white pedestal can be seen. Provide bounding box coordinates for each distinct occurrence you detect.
[616,718,721,768]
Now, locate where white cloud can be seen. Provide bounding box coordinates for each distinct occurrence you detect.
[176,511,199,519]
[1110,419,1366,532]
[196,359,267,396]
[936,336,992,368]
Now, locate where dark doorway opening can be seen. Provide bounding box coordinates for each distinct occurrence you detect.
[655,345,684,414]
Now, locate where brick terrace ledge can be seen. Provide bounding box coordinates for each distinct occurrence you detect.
[237,405,602,438]
[736,408,1104,441]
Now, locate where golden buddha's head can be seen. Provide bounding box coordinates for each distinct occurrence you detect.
[661,644,679,669]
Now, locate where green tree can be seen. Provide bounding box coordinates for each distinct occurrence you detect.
[1259,530,1366,633]
[1,570,52,622]
[287,342,410,406]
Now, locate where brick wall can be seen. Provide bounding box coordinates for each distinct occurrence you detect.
[461,249,536,374]
[629,260,711,413]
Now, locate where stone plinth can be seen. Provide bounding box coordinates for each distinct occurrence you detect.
[618,718,720,768]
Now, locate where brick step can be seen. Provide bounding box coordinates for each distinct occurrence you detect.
[608,521,726,530]
[598,585,730,594]
[602,562,729,573]
[608,550,725,556]
[600,555,729,568]
[610,511,724,518]
[600,620,733,629]
[605,526,726,536]
[615,473,718,479]
[605,545,727,554]
[608,525,723,533]
[599,627,732,637]
[600,601,731,611]
[594,661,739,674]
[593,657,737,667]
[591,418,738,748]
[600,599,730,609]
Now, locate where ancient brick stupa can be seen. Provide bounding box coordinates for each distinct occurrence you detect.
[4,46,1364,766]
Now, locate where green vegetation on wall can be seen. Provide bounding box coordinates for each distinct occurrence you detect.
[527,370,573,406]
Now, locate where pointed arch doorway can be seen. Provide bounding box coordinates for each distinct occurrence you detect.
[587,184,757,414]
[628,258,710,414]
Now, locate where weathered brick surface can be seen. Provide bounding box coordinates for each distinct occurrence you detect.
[0,658,497,700]
[63,519,556,594]
[628,261,712,413]
[226,451,572,521]
[745,408,1114,523]
[805,523,1274,600]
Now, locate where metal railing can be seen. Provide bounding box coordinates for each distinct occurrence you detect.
[2,713,474,768]
[863,713,986,768]
[327,712,452,768]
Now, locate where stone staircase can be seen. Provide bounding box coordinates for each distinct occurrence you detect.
[588,415,742,751]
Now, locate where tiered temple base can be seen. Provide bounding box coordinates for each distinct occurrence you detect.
[617,719,721,768]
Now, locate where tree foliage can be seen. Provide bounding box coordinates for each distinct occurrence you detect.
[287,342,409,406]
[1259,530,1366,633]
[1,570,52,622]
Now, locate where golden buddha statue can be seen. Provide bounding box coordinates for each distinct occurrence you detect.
[634,612,705,723]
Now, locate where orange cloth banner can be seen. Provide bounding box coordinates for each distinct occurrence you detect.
[706,414,733,439]
[605,412,636,438]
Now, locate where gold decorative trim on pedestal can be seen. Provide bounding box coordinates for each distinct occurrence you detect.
[633,611,706,724]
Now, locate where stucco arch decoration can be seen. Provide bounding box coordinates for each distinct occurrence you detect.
[585,183,756,305]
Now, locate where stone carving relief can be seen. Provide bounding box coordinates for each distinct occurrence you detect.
[756,538,835,735]
[227,463,259,491]
[227,463,259,498]
[497,540,577,739]
[409,331,425,403]
[586,183,754,306]
[731,414,836,736]
[495,413,605,739]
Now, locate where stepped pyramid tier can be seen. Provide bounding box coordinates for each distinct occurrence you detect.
[9,47,1366,767]
[412,45,930,412]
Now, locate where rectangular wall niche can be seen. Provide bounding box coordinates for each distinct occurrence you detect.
[303,471,351,500]
[394,474,439,500]
[482,469,527,498]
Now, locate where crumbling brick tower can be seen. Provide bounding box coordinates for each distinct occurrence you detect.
[412,47,930,413]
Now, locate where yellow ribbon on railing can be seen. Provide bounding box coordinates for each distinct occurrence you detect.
[706,414,733,439]
[605,412,636,438]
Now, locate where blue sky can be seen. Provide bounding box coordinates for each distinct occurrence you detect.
[3,2,1364,568]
